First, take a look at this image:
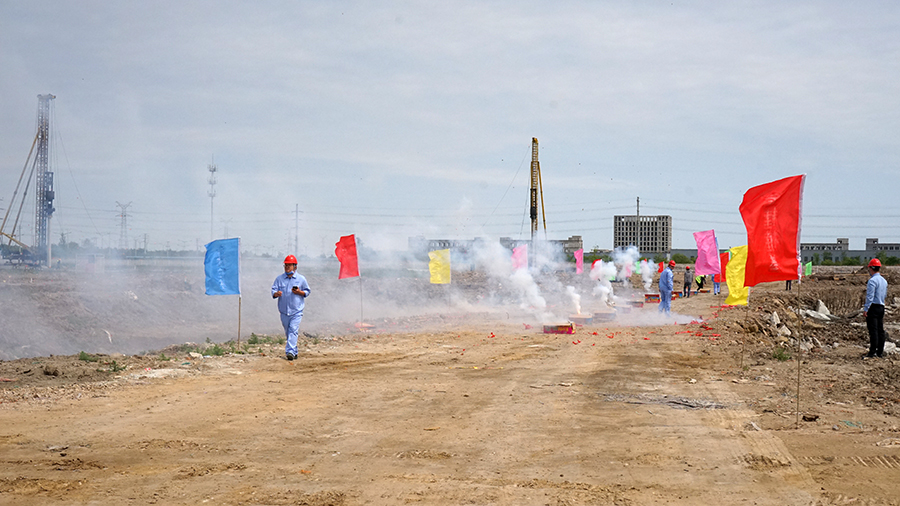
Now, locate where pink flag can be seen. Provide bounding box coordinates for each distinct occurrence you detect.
[574,248,584,274]
[692,230,721,276]
[512,245,528,270]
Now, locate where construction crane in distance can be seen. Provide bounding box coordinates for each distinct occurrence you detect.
[0,94,56,266]
[529,137,547,241]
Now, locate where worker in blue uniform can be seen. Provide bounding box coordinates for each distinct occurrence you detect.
[272,254,311,361]
[863,258,888,359]
[659,260,675,315]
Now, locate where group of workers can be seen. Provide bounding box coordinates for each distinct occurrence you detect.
[269,254,889,363]
[657,257,889,362]
[657,261,716,314]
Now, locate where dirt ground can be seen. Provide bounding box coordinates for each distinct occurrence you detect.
[2,273,900,505]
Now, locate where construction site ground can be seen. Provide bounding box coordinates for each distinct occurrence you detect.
[2,275,900,505]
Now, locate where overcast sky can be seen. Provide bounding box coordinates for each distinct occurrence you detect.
[2,1,899,257]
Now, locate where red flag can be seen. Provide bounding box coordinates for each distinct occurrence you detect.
[657,262,664,273]
[334,235,359,279]
[714,251,728,283]
[739,175,805,286]
[574,249,584,274]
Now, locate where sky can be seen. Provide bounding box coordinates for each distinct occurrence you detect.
[2,1,900,258]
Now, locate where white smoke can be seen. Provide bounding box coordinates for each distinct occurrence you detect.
[640,259,654,292]
[509,268,551,319]
[566,285,582,315]
[589,259,617,308]
[612,246,640,282]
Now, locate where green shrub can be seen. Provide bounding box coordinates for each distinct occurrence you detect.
[78,351,98,362]
[773,346,792,361]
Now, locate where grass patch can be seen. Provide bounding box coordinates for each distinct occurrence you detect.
[773,346,792,361]
[99,360,126,373]
[78,351,99,362]
[247,333,283,345]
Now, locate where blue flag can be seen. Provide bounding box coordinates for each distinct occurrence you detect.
[204,238,241,295]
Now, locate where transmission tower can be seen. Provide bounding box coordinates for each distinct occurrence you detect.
[34,94,56,265]
[208,161,217,240]
[116,201,132,250]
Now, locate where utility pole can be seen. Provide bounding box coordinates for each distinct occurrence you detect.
[636,196,640,252]
[116,201,132,251]
[293,204,302,254]
[208,160,217,241]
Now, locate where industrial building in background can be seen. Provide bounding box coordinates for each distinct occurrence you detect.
[0,94,57,266]
[613,212,672,254]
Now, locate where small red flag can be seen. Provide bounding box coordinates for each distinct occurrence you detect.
[657,262,664,273]
[334,235,359,279]
[714,251,728,283]
[739,175,805,286]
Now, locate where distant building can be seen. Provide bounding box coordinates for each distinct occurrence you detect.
[408,235,583,259]
[613,215,672,254]
[799,237,899,263]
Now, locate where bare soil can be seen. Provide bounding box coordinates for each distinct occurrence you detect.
[2,272,900,505]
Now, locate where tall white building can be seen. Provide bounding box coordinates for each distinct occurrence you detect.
[613,215,672,254]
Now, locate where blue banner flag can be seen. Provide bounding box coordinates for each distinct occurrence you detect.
[204,238,241,295]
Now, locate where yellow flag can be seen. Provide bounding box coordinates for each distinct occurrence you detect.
[429,249,451,284]
[725,245,750,306]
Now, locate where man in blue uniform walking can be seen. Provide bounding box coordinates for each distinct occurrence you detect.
[272,255,311,361]
[863,258,888,359]
[659,260,675,315]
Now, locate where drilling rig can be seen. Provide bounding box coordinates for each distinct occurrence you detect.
[529,137,547,241]
[0,94,57,266]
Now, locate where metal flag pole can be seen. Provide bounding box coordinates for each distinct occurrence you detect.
[237,295,242,345]
[795,274,803,428]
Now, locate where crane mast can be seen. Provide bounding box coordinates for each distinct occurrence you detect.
[529,137,546,240]
[34,94,56,265]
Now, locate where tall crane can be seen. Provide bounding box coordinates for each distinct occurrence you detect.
[0,94,56,266]
[529,137,547,240]
[34,94,56,264]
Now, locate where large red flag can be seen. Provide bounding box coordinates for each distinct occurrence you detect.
[739,175,805,286]
[334,235,359,279]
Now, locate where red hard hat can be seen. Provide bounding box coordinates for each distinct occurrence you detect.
[284,254,298,264]
[686,266,691,270]
[668,260,676,267]
[869,258,882,268]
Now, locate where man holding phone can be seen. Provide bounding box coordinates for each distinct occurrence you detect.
[271,254,311,361]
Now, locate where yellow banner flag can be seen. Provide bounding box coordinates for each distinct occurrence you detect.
[429,249,451,284]
[725,245,750,306]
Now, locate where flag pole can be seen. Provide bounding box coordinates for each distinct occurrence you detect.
[237,295,242,345]
[359,276,364,322]
[795,273,803,428]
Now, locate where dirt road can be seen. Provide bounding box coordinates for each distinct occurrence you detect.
[2,290,900,505]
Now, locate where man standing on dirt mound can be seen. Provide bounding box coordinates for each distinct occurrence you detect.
[863,258,888,359]
[682,265,692,298]
[271,255,311,361]
[659,260,675,315]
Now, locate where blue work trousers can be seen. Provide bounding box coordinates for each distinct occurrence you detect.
[281,312,303,356]
[658,291,672,314]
